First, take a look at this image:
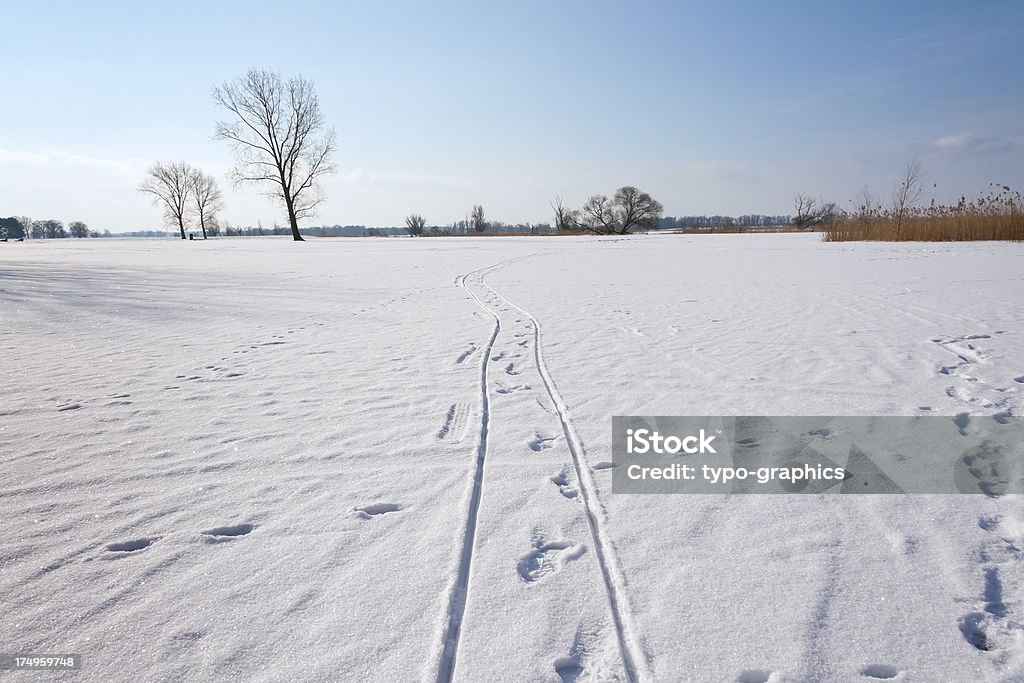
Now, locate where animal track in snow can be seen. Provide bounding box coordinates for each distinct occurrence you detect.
[57,403,81,412]
[106,538,154,553]
[516,537,584,582]
[505,362,522,376]
[354,503,402,519]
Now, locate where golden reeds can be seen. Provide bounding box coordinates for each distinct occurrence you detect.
[824,184,1024,242]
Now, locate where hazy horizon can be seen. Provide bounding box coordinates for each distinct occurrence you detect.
[2,0,1022,232]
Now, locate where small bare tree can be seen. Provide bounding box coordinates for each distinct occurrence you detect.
[792,194,839,229]
[140,161,194,239]
[854,186,882,221]
[404,214,426,236]
[16,216,32,240]
[470,204,487,232]
[189,170,224,240]
[892,158,925,238]
[551,196,580,231]
[213,68,336,242]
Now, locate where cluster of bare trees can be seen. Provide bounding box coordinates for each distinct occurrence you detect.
[552,186,663,234]
[135,68,335,242]
[139,163,224,239]
[0,216,102,240]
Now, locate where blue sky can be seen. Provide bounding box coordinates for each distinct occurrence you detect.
[1,0,1021,231]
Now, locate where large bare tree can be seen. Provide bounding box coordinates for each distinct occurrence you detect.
[580,186,663,234]
[139,161,194,239]
[212,69,336,241]
[188,170,224,240]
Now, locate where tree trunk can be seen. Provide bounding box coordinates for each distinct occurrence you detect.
[285,195,304,241]
[200,215,208,240]
[178,216,186,240]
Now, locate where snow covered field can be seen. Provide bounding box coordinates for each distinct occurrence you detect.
[2,234,1023,682]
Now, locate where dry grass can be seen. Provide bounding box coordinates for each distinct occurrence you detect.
[824,184,1024,242]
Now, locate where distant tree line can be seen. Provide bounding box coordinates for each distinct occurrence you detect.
[655,214,792,229]
[0,216,110,240]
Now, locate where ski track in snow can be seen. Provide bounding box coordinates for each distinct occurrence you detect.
[435,256,648,682]
[433,259,511,683]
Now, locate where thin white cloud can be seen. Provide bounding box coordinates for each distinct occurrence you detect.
[0,148,149,174]
[336,168,471,189]
[934,133,1018,153]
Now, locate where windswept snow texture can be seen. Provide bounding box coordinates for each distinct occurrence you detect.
[2,234,1023,682]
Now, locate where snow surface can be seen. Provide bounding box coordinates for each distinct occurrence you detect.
[1,234,1023,682]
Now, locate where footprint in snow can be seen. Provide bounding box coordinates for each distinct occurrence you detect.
[953,412,971,436]
[550,468,578,499]
[554,657,583,682]
[530,433,558,452]
[455,345,477,364]
[736,671,774,683]
[860,664,901,679]
[354,503,402,519]
[517,538,584,582]
[496,383,530,395]
[57,403,82,412]
[201,524,255,541]
[106,538,155,553]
